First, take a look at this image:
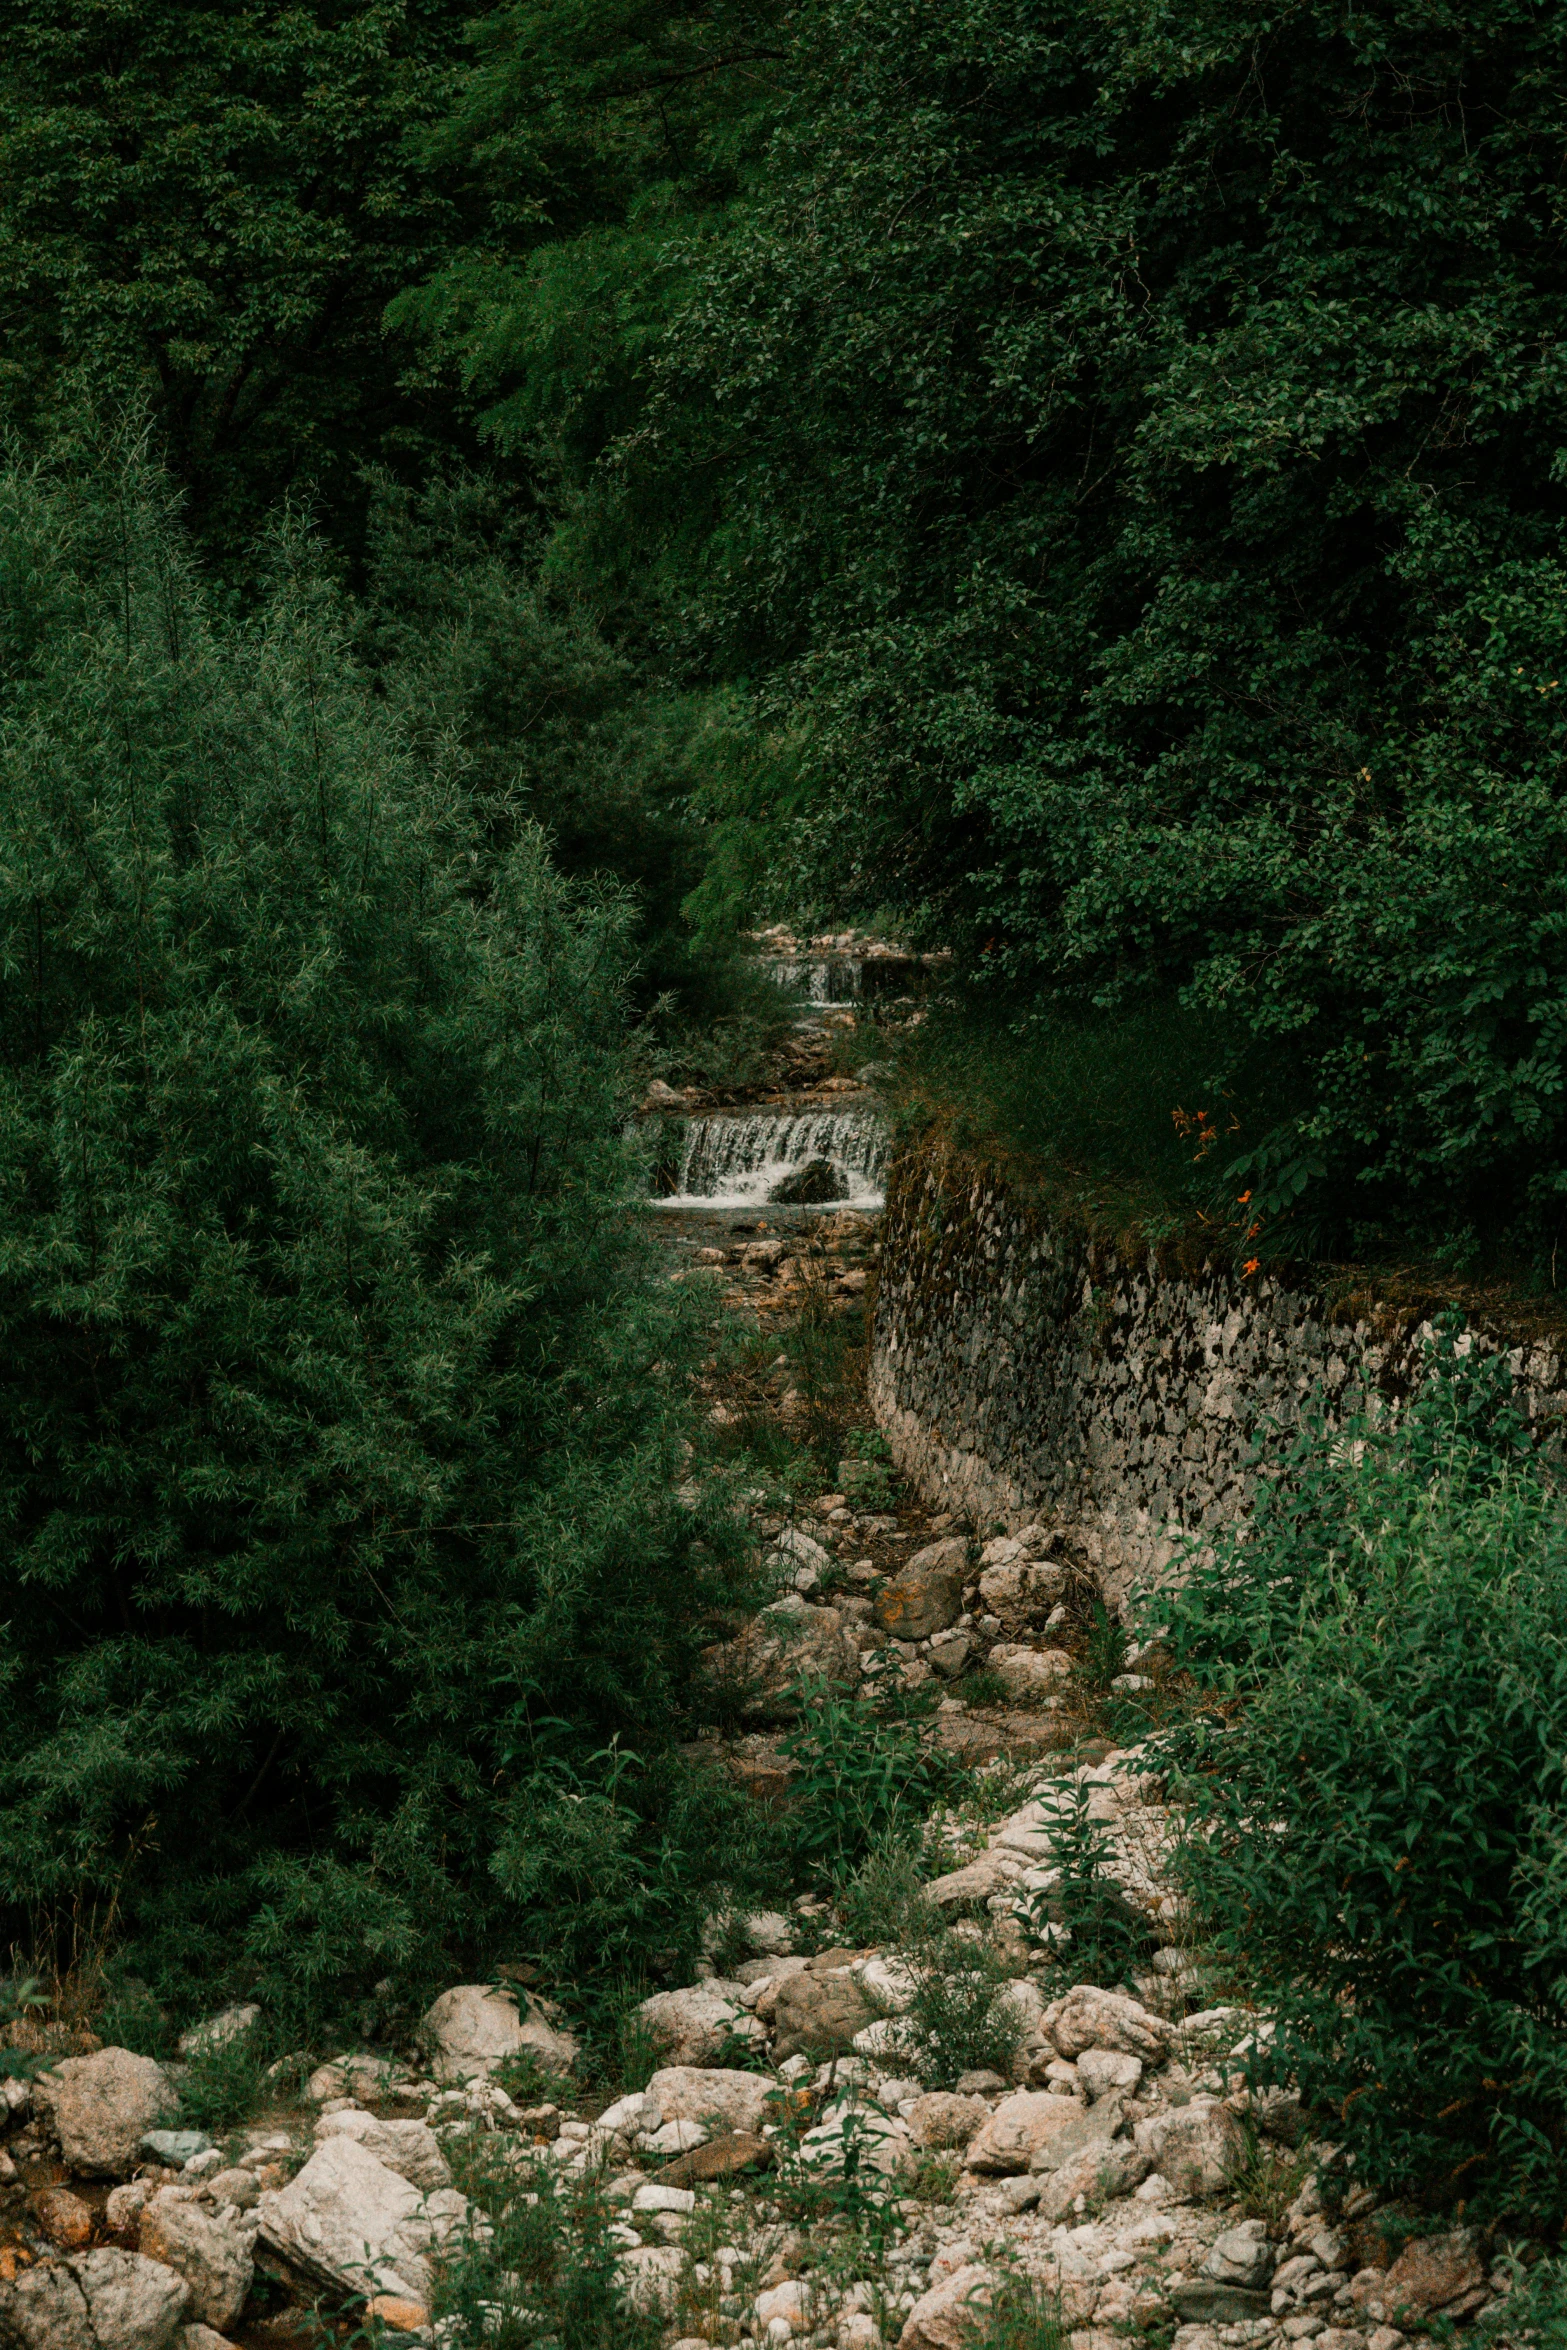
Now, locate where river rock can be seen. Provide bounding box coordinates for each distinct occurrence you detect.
[1045,1985,1173,2062]
[421,1984,577,2082]
[258,2136,468,2302]
[138,2190,256,2330]
[963,2090,1090,2174]
[771,1969,875,2061]
[0,2248,190,2349]
[905,2093,991,2150]
[36,2049,177,2177]
[637,1986,758,2066]
[1133,2096,1244,2195]
[176,2006,260,2060]
[897,2262,995,2349]
[702,1597,861,1717]
[1035,2133,1150,2219]
[875,1538,968,1640]
[313,2110,451,2192]
[988,1646,1072,1705]
[645,2067,772,2137]
[1353,2230,1485,2325]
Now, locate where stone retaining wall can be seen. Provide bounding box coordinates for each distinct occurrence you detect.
[868,1144,1567,1616]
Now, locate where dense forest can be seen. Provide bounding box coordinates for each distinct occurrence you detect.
[3,0,1567,2059]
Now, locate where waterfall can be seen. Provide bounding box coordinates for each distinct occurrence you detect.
[654,1105,888,1208]
[762,956,863,1006]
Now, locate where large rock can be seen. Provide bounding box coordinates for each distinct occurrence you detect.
[0,2248,189,2349]
[421,1984,577,2082]
[617,2245,684,2318]
[138,2192,256,2331]
[1026,2091,1129,2176]
[1133,2096,1244,2196]
[962,2091,1089,2175]
[313,2110,451,2192]
[645,2067,772,2138]
[657,2131,774,2185]
[771,1969,875,2062]
[1035,2133,1150,2220]
[702,1598,861,1717]
[976,1551,1066,1629]
[925,1851,1023,1910]
[1044,1984,1173,2063]
[1352,2231,1485,2326]
[1205,2221,1274,2288]
[637,1986,757,2067]
[897,2262,995,2349]
[258,2137,468,2303]
[1171,2279,1273,2324]
[875,1539,968,1641]
[905,2093,991,2150]
[36,2050,177,2178]
[987,1647,1072,1706]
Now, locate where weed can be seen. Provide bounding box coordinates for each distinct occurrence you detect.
[782,1679,958,1879]
[176,2021,275,2134]
[436,2136,664,2349]
[0,1977,47,2081]
[772,2100,909,2245]
[1232,2125,1312,2232]
[909,2151,961,2205]
[960,1668,1012,1712]
[1079,1601,1129,1696]
[1026,1785,1156,1989]
[972,2272,1069,2349]
[890,1931,1025,2091]
[833,1830,941,1947]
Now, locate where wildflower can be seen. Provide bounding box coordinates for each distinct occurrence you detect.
[1242,1257,1261,1277]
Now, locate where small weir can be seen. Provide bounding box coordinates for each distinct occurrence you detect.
[653,1104,888,1209]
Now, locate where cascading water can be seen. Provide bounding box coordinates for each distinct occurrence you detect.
[763,956,863,1006]
[654,1104,888,1208]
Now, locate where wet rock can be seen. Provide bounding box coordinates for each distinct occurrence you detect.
[36,2050,177,2178]
[875,1539,969,1641]
[421,1984,577,2082]
[138,2190,257,2331]
[0,2248,190,2350]
[770,1158,844,1204]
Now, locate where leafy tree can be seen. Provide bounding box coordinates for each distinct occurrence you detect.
[0,445,755,2026]
[1156,1329,1567,2219]
[611,0,1567,1263]
[0,0,479,561]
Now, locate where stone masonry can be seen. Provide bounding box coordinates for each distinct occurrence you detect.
[869,1144,1567,1616]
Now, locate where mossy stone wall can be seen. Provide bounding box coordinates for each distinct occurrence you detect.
[869,1143,1567,1616]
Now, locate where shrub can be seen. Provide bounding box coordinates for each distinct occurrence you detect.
[781,1684,956,1880]
[1155,1323,1567,2221]
[890,1930,1024,2092]
[1027,1786,1156,1990]
[0,449,748,2031]
[435,2139,663,2350]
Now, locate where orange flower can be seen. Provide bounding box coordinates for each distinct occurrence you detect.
[1236,1189,1252,1205]
[1242,1257,1260,1277]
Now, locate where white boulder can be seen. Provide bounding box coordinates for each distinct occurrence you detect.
[313,2110,451,2192]
[0,2248,189,2349]
[644,2066,773,2137]
[35,2050,177,2178]
[258,2136,468,2302]
[421,1983,577,2082]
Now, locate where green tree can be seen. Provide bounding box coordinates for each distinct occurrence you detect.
[0,445,751,2025]
[611,0,1567,1264]
[0,0,477,560]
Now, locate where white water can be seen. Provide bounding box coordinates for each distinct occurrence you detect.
[655,1105,888,1208]
[762,956,863,1006]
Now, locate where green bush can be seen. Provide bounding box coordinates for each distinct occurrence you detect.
[1154,1323,1567,2221]
[1027,1786,1156,1991]
[781,1683,956,1880]
[0,449,749,2032]
[891,1931,1025,2092]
